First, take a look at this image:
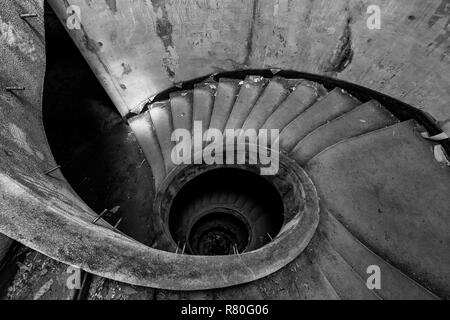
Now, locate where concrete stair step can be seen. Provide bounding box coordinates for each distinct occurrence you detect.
[170,90,193,132]
[149,102,176,174]
[291,100,398,165]
[279,88,360,152]
[209,78,241,132]
[306,120,450,298]
[225,76,268,131]
[319,209,437,299]
[234,192,249,209]
[212,251,341,299]
[241,77,298,132]
[307,234,381,300]
[128,111,166,188]
[261,80,327,132]
[193,81,217,133]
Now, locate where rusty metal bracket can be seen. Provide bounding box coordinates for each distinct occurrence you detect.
[20,13,38,19]
[43,165,61,176]
[5,86,26,91]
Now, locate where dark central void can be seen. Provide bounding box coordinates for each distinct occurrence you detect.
[190,211,249,255]
[168,168,284,255]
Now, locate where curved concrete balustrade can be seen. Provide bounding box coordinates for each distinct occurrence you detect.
[0,156,319,290]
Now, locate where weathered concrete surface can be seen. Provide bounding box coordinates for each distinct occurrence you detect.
[291,100,399,164]
[88,276,156,300]
[316,209,436,300]
[307,120,450,298]
[48,0,450,134]
[5,251,76,300]
[0,0,46,271]
[0,233,13,265]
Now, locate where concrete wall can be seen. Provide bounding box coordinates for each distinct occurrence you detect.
[49,0,450,134]
[0,0,48,265]
[0,0,111,276]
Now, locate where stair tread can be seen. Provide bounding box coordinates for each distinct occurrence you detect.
[149,102,176,173]
[306,120,450,298]
[193,81,217,132]
[193,193,210,212]
[128,112,166,189]
[210,190,221,204]
[225,76,268,131]
[291,100,398,165]
[279,88,360,152]
[170,90,193,132]
[226,191,239,204]
[241,77,296,132]
[209,78,241,132]
[219,190,230,203]
[307,235,381,300]
[261,80,326,132]
[220,250,341,299]
[320,210,437,300]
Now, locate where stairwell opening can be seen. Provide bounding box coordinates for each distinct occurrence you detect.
[189,211,249,256]
[168,168,284,255]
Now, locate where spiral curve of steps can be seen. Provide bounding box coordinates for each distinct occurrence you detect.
[127,73,450,299]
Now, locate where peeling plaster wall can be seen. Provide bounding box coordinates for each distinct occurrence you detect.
[48,0,450,134]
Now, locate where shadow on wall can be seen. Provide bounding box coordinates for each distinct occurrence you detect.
[42,3,158,247]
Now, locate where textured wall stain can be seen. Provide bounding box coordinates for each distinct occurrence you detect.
[0,17,38,61]
[8,123,34,156]
[243,0,259,67]
[105,0,118,13]
[428,0,450,27]
[0,173,27,198]
[303,0,314,28]
[151,0,179,81]
[323,16,354,75]
[82,34,102,53]
[427,0,450,52]
[3,123,45,160]
[121,62,132,76]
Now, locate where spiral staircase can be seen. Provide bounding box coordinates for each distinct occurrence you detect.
[1,0,450,300]
[123,72,449,299]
